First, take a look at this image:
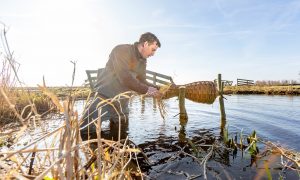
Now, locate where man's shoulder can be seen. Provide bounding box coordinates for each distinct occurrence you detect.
[113,44,133,51]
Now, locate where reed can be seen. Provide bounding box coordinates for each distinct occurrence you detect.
[0,88,143,179]
[1,25,299,179]
[224,85,300,95]
[0,27,142,179]
[0,26,55,130]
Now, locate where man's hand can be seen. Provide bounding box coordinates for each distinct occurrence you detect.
[146,87,162,98]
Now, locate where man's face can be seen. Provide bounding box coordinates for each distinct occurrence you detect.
[141,41,159,59]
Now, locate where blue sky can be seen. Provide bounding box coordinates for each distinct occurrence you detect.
[1,0,300,86]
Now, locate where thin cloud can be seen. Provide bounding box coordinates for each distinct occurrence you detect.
[151,9,165,18]
[214,0,267,18]
[271,1,300,30]
[207,30,253,37]
[128,23,212,29]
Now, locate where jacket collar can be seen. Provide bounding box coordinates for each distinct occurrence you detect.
[133,42,146,61]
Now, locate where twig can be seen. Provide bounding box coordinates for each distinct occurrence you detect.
[201,144,214,180]
[28,151,36,175]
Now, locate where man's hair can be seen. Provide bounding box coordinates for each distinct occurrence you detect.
[139,32,161,48]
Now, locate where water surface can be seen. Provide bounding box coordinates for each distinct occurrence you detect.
[2,95,299,179]
[125,95,300,151]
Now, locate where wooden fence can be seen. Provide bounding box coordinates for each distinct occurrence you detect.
[213,79,233,86]
[85,68,174,91]
[237,78,254,86]
[85,69,103,90]
[145,69,174,85]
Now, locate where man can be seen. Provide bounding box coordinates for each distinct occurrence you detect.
[80,32,162,140]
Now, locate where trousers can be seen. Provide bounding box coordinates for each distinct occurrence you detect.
[80,94,129,140]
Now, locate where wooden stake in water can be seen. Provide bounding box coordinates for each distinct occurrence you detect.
[141,96,145,114]
[218,74,226,136]
[179,86,188,125]
[218,74,226,120]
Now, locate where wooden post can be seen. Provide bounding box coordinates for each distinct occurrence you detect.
[218,74,226,136]
[141,96,145,114]
[153,74,157,85]
[178,86,188,125]
[153,97,157,109]
[178,125,186,144]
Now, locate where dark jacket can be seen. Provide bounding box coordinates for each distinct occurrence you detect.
[94,42,156,98]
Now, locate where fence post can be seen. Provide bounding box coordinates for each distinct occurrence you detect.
[153,74,157,85]
[178,86,188,125]
[141,96,145,114]
[218,74,226,136]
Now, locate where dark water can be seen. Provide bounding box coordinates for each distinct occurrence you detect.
[81,94,299,179]
[125,95,300,151]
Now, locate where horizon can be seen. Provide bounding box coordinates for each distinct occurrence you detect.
[1,0,300,86]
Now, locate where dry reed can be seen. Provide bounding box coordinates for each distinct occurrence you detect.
[0,26,143,179]
[0,87,144,179]
[0,25,55,132]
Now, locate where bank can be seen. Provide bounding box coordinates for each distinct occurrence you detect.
[224,85,300,95]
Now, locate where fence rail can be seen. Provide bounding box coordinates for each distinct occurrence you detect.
[85,68,173,91]
[146,70,174,85]
[85,69,102,90]
[237,78,254,86]
[213,79,233,86]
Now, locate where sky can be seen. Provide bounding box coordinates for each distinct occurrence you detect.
[1,0,300,86]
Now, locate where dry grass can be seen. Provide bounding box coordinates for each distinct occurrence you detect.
[224,85,300,95]
[0,26,143,179]
[1,24,299,179]
[0,26,55,133]
[0,88,144,179]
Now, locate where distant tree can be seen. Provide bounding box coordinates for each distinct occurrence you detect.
[291,80,297,85]
[255,80,296,86]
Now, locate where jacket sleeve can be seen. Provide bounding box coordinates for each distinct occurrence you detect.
[110,46,149,94]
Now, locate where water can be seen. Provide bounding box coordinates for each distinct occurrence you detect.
[124,95,300,151]
[120,94,299,179]
[1,94,299,179]
[8,94,299,151]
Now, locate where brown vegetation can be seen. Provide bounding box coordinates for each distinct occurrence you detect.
[224,85,300,95]
[1,25,299,179]
[255,80,299,86]
[0,27,56,130]
[1,26,143,179]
